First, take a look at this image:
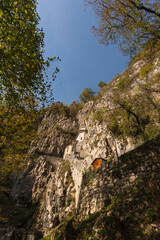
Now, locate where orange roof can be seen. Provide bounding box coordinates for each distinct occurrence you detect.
[91,158,107,165]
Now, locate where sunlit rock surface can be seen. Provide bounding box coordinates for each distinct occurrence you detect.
[1,56,160,239]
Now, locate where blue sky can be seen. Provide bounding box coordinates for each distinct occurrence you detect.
[37,0,128,104]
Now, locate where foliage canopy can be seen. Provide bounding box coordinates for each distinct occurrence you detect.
[85,0,160,57]
[0,0,59,190]
[0,0,58,108]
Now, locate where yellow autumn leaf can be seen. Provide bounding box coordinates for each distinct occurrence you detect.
[24,9,27,14]
[26,64,30,68]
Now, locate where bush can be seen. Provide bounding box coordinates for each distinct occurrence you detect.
[98,81,107,88]
[79,88,96,103]
[98,85,107,96]
[107,157,111,163]
[93,110,105,123]
[140,64,153,79]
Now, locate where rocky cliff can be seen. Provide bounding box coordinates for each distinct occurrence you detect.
[0,54,160,239]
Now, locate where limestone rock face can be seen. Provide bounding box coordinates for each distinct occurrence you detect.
[30,111,78,157]
[10,110,78,236]
[11,156,57,206]
[3,56,160,239]
[10,156,76,237]
[34,159,76,235]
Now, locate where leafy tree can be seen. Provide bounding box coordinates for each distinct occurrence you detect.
[0,0,59,107]
[98,81,106,88]
[85,0,160,56]
[97,81,107,96]
[79,88,95,103]
[0,106,38,190]
[0,0,59,191]
[69,101,83,118]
